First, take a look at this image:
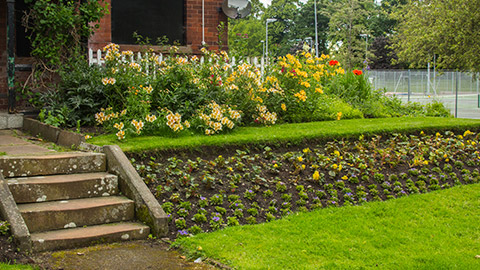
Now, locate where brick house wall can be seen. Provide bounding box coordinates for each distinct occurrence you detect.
[89,0,228,54]
[0,0,228,111]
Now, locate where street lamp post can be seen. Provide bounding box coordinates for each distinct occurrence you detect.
[314,0,319,58]
[266,18,277,63]
[360,33,368,63]
[261,40,265,61]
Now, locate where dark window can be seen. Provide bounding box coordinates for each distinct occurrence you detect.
[15,0,32,57]
[111,0,185,45]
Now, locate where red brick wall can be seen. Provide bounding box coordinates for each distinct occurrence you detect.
[88,0,112,51]
[0,2,7,111]
[89,0,228,54]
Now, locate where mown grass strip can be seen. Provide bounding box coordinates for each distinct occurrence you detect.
[177,184,480,269]
[89,117,480,152]
[0,263,35,269]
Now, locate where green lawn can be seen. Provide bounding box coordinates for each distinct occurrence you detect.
[0,263,35,269]
[177,184,480,269]
[89,117,480,152]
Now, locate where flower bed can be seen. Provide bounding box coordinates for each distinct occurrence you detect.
[131,129,480,240]
[89,44,450,140]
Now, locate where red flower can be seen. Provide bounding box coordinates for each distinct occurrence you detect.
[329,60,339,66]
[281,67,285,73]
[353,69,363,75]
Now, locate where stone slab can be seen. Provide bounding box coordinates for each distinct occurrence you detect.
[0,113,24,129]
[0,117,6,130]
[31,222,149,252]
[22,118,60,143]
[8,172,119,203]
[0,135,28,146]
[7,115,23,129]
[0,152,106,178]
[19,196,134,233]
[57,130,86,148]
[0,145,55,156]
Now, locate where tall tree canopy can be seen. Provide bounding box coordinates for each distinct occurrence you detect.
[293,0,330,55]
[328,0,376,70]
[393,0,480,71]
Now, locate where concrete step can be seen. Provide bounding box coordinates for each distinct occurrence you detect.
[18,196,135,233]
[31,222,150,252]
[0,152,106,178]
[8,172,119,203]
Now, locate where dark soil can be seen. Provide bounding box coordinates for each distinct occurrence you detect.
[129,130,480,240]
[0,235,34,266]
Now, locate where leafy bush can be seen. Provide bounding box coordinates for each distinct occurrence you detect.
[325,69,372,106]
[37,43,450,138]
[38,58,107,127]
[313,94,363,121]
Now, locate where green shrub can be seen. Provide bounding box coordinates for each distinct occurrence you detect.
[38,58,107,127]
[313,94,363,121]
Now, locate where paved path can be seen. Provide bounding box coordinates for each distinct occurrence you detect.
[32,240,215,270]
[0,129,57,156]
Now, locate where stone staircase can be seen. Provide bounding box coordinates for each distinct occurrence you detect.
[2,152,150,252]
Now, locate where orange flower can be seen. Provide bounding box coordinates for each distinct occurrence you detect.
[353,69,363,75]
[329,60,339,66]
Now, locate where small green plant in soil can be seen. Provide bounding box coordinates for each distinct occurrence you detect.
[133,129,480,240]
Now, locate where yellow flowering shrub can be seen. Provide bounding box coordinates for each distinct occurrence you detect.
[262,49,344,123]
[93,44,354,139]
[193,101,242,135]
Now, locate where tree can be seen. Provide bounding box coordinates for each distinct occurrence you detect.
[263,0,301,56]
[369,36,405,69]
[327,0,376,70]
[368,0,407,37]
[393,0,480,71]
[293,0,330,55]
[228,19,265,57]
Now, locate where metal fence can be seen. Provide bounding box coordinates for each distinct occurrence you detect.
[369,70,480,119]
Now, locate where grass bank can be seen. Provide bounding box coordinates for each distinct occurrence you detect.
[89,117,480,152]
[177,184,480,269]
[0,263,34,269]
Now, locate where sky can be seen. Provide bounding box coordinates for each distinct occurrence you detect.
[259,0,308,7]
[259,0,272,6]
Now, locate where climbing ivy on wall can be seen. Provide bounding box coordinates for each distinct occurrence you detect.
[23,0,108,68]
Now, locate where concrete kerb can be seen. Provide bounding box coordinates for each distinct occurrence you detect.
[0,173,32,252]
[22,118,85,148]
[103,145,168,237]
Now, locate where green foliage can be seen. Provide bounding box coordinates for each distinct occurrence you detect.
[0,221,10,235]
[393,0,480,71]
[293,0,330,55]
[327,0,375,70]
[38,58,107,127]
[326,70,373,106]
[228,19,265,57]
[313,94,364,121]
[263,0,301,56]
[24,0,108,67]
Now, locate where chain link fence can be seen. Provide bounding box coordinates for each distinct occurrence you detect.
[369,70,480,119]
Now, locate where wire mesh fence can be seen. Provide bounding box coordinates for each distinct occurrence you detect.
[369,70,480,119]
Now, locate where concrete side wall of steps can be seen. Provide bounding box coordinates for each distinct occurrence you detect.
[0,173,31,251]
[103,145,168,237]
